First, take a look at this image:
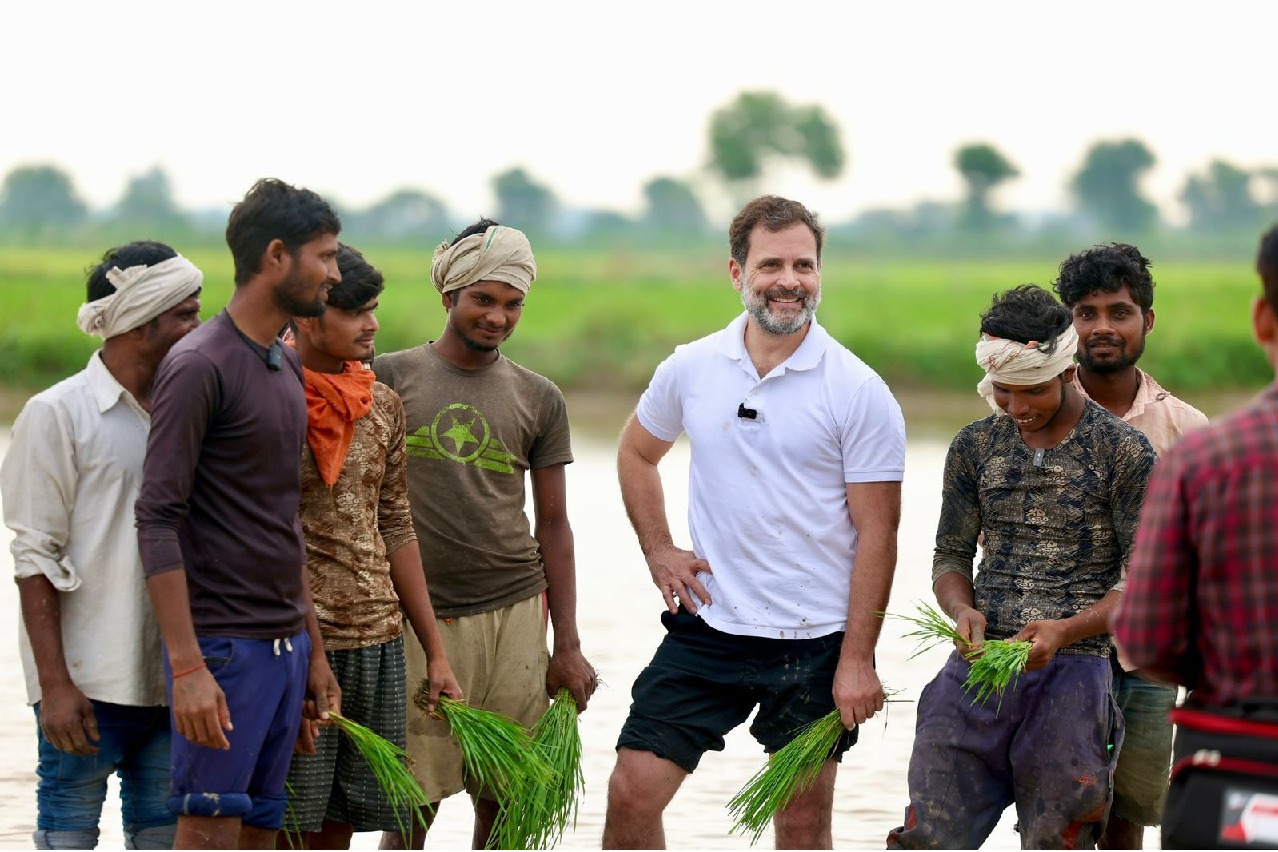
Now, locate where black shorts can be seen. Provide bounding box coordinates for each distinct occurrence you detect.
[616,608,859,772]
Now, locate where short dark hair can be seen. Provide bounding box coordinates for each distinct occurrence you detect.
[1258,223,1278,311]
[1053,242,1155,313]
[728,196,824,268]
[326,243,385,310]
[85,240,178,302]
[448,216,500,247]
[981,284,1075,356]
[225,178,341,286]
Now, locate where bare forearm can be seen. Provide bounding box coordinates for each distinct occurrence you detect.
[618,447,674,557]
[145,570,202,671]
[841,537,896,663]
[387,543,449,663]
[933,571,977,618]
[18,576,73,690]
[539,521,581,650]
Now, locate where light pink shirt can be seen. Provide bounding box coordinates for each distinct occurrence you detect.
[1072,368,1208,456]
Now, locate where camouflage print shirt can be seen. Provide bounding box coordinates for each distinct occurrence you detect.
[932,402,1156,657]
[299,382,417,650]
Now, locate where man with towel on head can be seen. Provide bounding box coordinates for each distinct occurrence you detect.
[2,242,202,849]
[888,285,1156,850]
[373,218,596,849]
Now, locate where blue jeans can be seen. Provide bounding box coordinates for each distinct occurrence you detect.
[1111,668,1177,825]
[33,701,175,850]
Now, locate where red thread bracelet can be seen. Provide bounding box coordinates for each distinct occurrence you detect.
[173,662,207,679]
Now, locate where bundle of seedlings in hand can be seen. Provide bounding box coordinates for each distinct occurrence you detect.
[490,687,585,849]
[727,684,906,845]
[326,711,431,838]
[964,638,1032,706]
[881,601,1032,708]
[727,709,846,845]
[424,690,555,847]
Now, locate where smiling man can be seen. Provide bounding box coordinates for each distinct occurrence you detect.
[888,284,1156,850]
[373,219,596,850]
[1054,243,1208,850]
[602,195,905,850]
[282,244,460,850]
[135,178,343,850]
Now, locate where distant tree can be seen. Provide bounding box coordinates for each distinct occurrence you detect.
[112,166,186,230]
[954,143,1019,232]
[706,91,845,201]
[0,164,88,238]
[577,209,635,246]
[1256,167,1278,222]
[492,167,557,235]
[351,188,450,241]
[1180,160,1261,232]
[1069,138,1160,234]
[641,176,709,235]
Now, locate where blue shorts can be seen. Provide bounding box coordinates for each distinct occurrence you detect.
[888,651,1121,850]
[616,607,858,773]
[166,631,310,829]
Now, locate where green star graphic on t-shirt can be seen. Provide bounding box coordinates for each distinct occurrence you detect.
[441,417,481,455]
[404,402,518,474]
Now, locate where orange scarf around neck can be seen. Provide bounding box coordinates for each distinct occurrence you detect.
[303,362,375,487]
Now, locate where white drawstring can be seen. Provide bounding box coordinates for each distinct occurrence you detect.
[272,637,294,656]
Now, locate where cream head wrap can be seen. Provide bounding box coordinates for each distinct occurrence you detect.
[76,255,203,339]
[974,326,1079,412]
[430,225,536,296]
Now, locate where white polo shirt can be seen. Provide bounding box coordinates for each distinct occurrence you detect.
[636,313,905,639]
[2,352,166,706]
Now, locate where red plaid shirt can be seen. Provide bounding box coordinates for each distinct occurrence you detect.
[1113,383,1278,708]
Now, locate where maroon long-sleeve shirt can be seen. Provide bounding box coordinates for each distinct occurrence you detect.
[136,311,308,638]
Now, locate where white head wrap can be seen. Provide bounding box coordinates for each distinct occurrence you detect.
[76,254,203,339]
[431,225,536,295]
[974,325,1079,412]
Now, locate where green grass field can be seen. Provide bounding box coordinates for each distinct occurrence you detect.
[0,245,1269,430]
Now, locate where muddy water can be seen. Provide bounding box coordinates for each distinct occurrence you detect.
[0,431,1147,848]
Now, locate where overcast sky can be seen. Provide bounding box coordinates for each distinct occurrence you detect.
[3,0,1274,224]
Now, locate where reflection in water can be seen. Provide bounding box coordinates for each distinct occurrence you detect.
[0,433,1044,849]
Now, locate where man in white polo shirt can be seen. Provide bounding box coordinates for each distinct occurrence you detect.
[601,195,906,850]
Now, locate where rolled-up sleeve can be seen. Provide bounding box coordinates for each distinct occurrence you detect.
[1,399,82,590]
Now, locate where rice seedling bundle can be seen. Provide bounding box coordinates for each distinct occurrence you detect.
[490,688,585,849]
[726,683,906,845]
[881,601,1032,708]
[325,711,431,837]
[727,709,846,845]
[424,692,556,848]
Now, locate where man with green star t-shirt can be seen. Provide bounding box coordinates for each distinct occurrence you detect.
[372,218,597,850]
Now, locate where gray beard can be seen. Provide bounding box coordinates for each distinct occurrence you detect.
[740,282,821,335]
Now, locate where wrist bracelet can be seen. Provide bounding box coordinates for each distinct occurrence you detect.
[173,662,207,679]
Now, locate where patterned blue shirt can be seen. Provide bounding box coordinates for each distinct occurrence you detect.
[933,402,1155,657]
